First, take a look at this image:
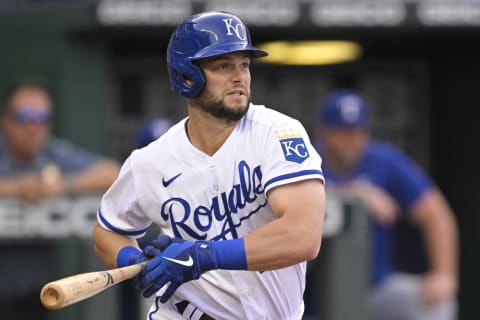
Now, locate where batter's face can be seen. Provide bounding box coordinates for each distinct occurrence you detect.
[195,51,251,121]
[1,87,52,162]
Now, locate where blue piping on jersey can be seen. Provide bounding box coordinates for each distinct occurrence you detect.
[264,169,324,191]
[148,296,161,320]
[97,208,149,236]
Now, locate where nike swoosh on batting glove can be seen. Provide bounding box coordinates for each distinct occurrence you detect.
[116,235,181,267]
[137,240,218,301]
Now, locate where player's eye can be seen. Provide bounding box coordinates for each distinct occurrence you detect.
[240,62,250,70]
[213,63,231,71]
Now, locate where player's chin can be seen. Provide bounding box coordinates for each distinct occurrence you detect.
[220,104,249,121]
[224,95,249,110]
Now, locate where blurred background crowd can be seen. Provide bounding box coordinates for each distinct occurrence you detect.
[0,0,478,319]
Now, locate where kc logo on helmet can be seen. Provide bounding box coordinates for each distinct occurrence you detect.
[222,18,247,41]
[276,130,309,164]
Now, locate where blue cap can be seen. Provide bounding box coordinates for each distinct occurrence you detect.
[318,89,369,128]
[135,118,172,148]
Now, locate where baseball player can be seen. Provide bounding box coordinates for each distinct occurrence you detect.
[92,11,325,320]
[312,89,458,320]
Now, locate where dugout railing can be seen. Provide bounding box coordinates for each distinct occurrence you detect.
[0,192,370,320]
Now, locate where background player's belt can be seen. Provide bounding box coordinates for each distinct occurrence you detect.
[175,300,215,320]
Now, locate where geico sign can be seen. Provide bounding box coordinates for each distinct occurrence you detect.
[0,196,101,239]
[0,194,348,239]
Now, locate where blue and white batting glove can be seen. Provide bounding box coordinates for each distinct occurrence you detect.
[142,234,184,258]
[116,234,180,268]
[116,246,148,268]
[138,238,247,302]
[138,240,217,301]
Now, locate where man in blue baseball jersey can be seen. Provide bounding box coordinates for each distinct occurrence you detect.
[313,89,458,320]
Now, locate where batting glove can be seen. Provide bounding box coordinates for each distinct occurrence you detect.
[142,234,184,258]
[137,240,218,302]
[116,235,181,268]
[116,246,149,268]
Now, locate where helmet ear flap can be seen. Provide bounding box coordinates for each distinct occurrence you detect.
[167,58,205,98]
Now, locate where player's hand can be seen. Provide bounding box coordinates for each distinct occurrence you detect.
[421,272,457,306]
[41,176,66,198]
[129,236,177,264]
[137,240,218,302]
[13,174,44,202]
[142,234,185,258]
[342,181,400,225]
[116,246,150,268]
[129,250,149,265]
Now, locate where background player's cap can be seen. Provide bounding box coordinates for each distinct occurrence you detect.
[318,89,369,128]
[135,118,172,148]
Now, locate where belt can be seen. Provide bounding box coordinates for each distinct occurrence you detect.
[175,300,215,320]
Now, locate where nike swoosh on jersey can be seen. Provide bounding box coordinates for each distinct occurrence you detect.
[163,255,194,267]
[162,173,182,187]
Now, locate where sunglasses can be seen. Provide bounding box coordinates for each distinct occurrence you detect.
[9,107,51,124]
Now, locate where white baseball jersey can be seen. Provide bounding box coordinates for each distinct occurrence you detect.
[98,103,324,320]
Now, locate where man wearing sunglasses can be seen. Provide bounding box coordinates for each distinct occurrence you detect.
[0,78,120,320]
[0,78,120,202]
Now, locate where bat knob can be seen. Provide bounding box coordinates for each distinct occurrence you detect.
[40,285,63,310]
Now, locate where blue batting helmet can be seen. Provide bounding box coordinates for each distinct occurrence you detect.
[167,11,268,98]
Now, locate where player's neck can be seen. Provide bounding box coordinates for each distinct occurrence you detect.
[185,112,237,156]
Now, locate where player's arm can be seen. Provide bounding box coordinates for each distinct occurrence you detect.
[409,188,459,305]
[65,159,120,194]
[92,156,155,269]
[0,174,43,202]
[244,178,325,270]
[92,222,141,268]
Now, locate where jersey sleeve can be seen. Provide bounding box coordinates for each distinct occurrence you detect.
[97,156,152,238]
[261,117,324,194]
[383,145,433,211]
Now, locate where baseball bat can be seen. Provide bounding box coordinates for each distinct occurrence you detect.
[40,261,147,310]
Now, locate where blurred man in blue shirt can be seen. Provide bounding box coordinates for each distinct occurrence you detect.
[0,78,120,320]
[0,78,120,201]
[313,89,458,320]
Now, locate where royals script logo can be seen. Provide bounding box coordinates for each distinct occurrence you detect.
[160,160,267,240]
[222,18,247,41]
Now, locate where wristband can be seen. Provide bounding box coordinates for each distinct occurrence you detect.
[212,238,248,270]
[116,246,142,267]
